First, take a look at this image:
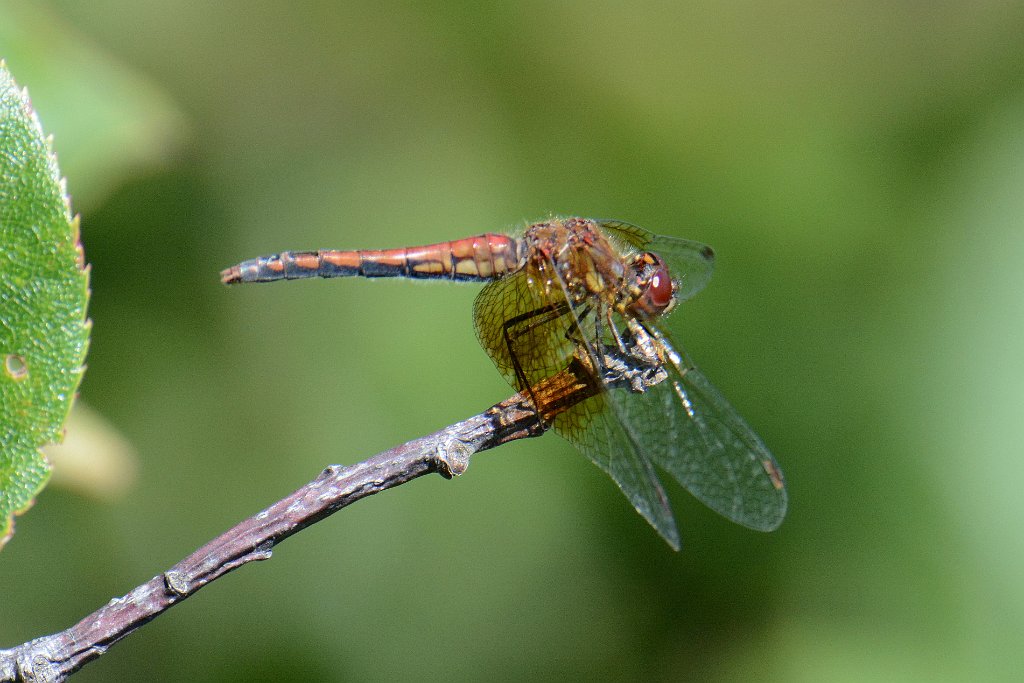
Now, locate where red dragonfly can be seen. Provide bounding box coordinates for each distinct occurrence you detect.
[222,217,786,549]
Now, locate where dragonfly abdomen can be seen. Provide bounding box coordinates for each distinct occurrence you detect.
[221,233,524,284]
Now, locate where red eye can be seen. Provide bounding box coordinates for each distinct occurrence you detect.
[645,266,674,311]
[627,253,676,317]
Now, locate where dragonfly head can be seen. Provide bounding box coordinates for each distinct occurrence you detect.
[626,252,677,319]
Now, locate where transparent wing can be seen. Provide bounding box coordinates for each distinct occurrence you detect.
[605,327,788,531]
[552,388,681,549]
[596,219,715,302]
[473,268,681,549]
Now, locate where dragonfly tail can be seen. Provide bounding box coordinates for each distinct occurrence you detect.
[221,234,524,285]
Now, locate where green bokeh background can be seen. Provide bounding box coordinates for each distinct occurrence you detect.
[3,2,1023,681]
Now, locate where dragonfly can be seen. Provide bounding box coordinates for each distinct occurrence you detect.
[221,217,786,549]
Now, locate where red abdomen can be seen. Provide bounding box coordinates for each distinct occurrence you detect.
[221,233,524,284]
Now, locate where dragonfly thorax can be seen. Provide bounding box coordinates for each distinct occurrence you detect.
[523,218,629,305]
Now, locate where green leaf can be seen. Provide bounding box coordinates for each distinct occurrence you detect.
[0,61,89,548]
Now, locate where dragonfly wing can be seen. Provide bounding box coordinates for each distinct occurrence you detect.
[604,330,788,531]
[474,270,576,391]
[553,393,681,549]
[596,220,715,302]
[474,268,680,548]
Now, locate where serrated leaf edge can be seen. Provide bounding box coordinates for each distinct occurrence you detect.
[0,60,91,548]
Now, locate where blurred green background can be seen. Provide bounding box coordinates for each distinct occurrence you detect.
[3,1,1024,681]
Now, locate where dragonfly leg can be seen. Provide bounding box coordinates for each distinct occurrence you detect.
[598,320,669,393]
[605,307,629,354]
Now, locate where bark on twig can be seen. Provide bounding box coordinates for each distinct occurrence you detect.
[0,386,557,683]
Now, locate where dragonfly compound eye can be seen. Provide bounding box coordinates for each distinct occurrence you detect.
[628,253,676,317]
[646,266,673,310]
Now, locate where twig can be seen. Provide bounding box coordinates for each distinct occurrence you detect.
[0,386,555,683]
